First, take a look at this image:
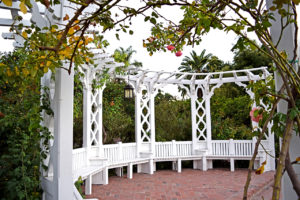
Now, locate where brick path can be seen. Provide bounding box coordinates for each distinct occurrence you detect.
[85,169,274,200]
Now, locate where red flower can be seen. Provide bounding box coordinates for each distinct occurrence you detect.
[0,112,5,118]
[167,45,175,51]
[250,107,263,123]
[110,101,115,106]
[175,51,182,57]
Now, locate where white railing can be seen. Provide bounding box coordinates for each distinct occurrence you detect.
[102,142,137,164]
[72,147,87,172]
[234,140,253,156]
[211,138,269,157]
[155,141,173,158]
[72,139,269,171]
[212,140,230,156]
[155,140,193,158]
[103,144,119,163]
[175,141,192,157]
[122,143,137,161]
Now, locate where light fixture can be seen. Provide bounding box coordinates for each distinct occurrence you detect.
[124,70,134,99]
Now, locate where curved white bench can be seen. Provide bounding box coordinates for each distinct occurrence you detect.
[72,139,271,197]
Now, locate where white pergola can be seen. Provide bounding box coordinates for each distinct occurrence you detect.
[0,1,298,200]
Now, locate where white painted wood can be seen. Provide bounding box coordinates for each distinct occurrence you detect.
[135,92,142,158]
[190,90,198,154]
[83,87,91,166]
[115,167,123,177]
[149,94,156,157]
[127,163,133,179]
[229,139,234,156]
[85,175,92,195]
[230,158,234,172]
[52,68,74,200]
[204,84,212,154]
[266,2,297,198]
[172,161,176,170]
[177,159,182,173]
[117,142,123,161]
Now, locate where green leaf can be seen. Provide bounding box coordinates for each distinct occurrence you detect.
[150,18,156,25]
[289,107,299,120]
[144,16,150,22]
[129,30,133,35]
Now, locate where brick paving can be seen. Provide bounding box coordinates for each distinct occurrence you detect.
[85,168,274,200]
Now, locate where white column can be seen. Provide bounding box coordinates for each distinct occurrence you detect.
[83,88,91,148]
[52,68,74,200]
[97,87,105,157]
[149,94,156,157]
[135,92,142,158]
[266,2,299,199]
[204,91,212,154]
[190,88,198,154]
[83,86,91,165]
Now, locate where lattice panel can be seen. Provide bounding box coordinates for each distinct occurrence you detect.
[235,81,272,139]
[40,71,55,177]
[90,89,101,146]
[140,91,151,142]
[195,85,207,140]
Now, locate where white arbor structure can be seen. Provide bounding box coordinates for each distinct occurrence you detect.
[71,64,276,199]
[0,1,298,200]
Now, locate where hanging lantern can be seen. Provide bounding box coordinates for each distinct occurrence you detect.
[124,84,134,99]
[197,88,203,99]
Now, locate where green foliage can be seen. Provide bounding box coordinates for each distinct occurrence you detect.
[178,50,213,73]
[155,92,192,141]
[113,46,143,68]
[0,51,51,199]
[74,176,85,198]
[232,47,273,70]
[211,86,253,140]
[73,73,84,148]
[102,81,135,143]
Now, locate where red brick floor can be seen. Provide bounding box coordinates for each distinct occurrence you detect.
[85,168,274,200]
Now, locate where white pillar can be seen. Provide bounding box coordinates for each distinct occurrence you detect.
[149,94,156,157]
[52,68,74,200]
[135,92,142,158]
[83,87,91,165]
[204,89,212,154]
[266,2,299,199]
[97,87,105,157]
[190,89,198,154]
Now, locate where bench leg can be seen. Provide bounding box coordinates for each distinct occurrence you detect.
[177,159,182,173]
[139,159,154,174]
[193,160,199,169]
[230,158,235,172]
[85,174,92,195]
[115,167,123,177]
[137,164,142,173]
[202,157,207,171]
[92,167,109,185]
[207,159,213,169]
[172,161,177,171]
[127,163,133,179]
[254,160,259,170]
[153,162,156,171]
